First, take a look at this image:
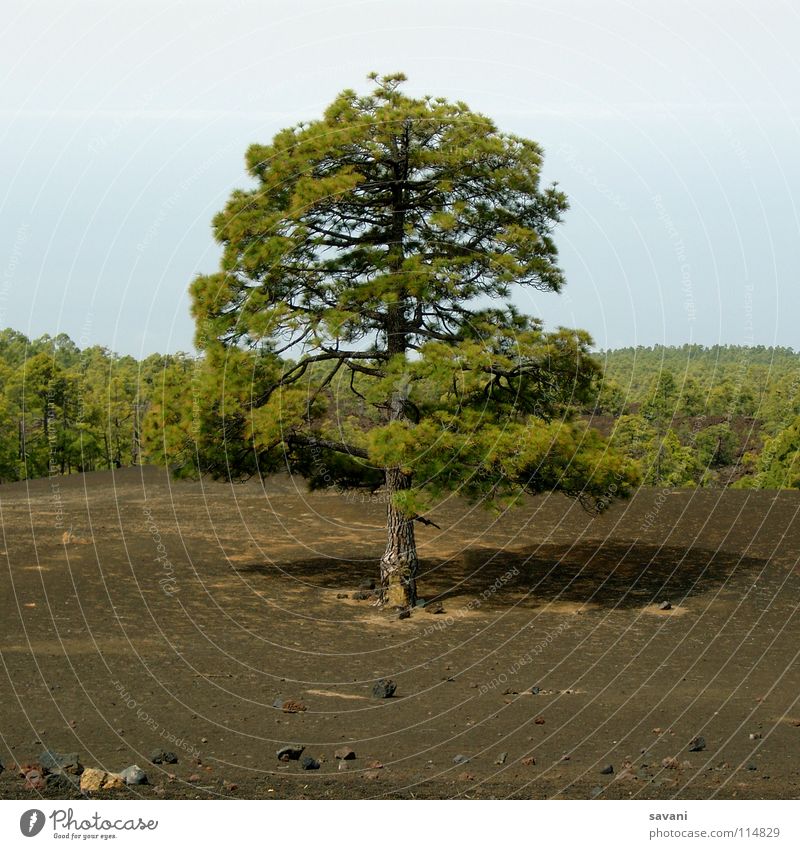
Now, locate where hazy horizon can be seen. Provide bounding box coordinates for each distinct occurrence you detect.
[2,0,799,358]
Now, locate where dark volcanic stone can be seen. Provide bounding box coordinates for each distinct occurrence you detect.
[600,764,614,775]
[372,678,397,699]
[300,756,320,770]
[397,609,411,620]
[39,750,83,775]
[276,744,304,761]
[352,590,373,601]
[688,736,706,752]
[150,749,178,765]
[47,770,80,792]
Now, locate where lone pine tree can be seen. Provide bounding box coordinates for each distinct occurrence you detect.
[181,73,637,607]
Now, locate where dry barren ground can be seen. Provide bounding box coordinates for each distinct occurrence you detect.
[1,467,799,799]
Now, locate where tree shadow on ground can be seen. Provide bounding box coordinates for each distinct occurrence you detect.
[231,540,767,610]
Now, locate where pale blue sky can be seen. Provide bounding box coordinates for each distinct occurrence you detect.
[1,0,799,356]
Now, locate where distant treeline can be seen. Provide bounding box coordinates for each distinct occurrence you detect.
[1,329,799,489]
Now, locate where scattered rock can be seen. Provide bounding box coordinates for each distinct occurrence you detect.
[272,697,284,709]
[277,744,304,762]
[494,752,508,765]
[534,716,546,725]
[24,768,47,790]
[282,700,307,714]
[119,765,148,786]
[187,773,201,783]
[352,590,373,601]
[364,769,381,780]
[749,732,762,741]
[522,756,536,766]
[47,771,79,792]
[149,748,178,765]
[366,760,383,769]
[300,756,320,770]
[428,606,445,615]
[746,762,758,771]
[452,754,470,765]
[372,678,397,699]
[458,771,475,781]
[661,757,679,769]
[529,686,541,695]
[39,750,83,775]
[600,764,614,775]
[102,774,126,791]
[335,747,356,760]
[223,781,238,791]
[397,609,411,620]
[338,761,349,771]
[659,601,672,611]
[80,768,107,793]
[688,736,706,752]
[336,593,349,599]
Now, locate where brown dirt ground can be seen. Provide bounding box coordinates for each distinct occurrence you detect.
[1,467,799,799]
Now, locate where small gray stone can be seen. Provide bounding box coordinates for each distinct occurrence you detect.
[600,764,614,775]
[453,754,470,765]
[149,748,176,764]
[300,756,320,770]
[397,609,411,620]
[276,744,304,761]
[494,752,508,765]
[746,762,758,771]
[688,736,706,752]
[119,765,148,785]
[372,678,397,699]
[529,686,541,695]
[659,601,672,611]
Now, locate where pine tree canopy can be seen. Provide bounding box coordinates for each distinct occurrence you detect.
[170,73,640,603]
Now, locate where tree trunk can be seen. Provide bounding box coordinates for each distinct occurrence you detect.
[380,467,418,608]
[378,130,418,607]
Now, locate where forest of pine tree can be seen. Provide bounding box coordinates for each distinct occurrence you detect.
[1,329,799,491]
